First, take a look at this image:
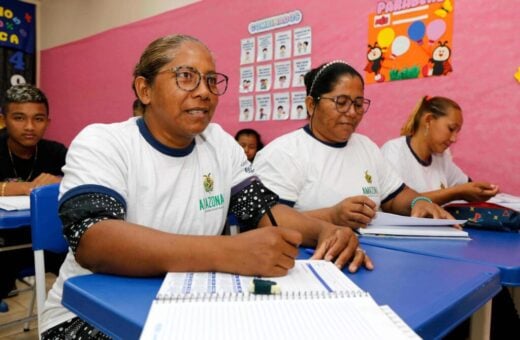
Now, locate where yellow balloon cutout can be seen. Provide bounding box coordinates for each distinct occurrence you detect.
[377,28,395,48]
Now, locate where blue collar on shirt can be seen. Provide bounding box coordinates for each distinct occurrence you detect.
[303,125,348,148]
[136,118,195,157]
[406,136,432,166]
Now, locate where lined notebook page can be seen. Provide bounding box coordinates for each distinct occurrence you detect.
[141,295,415,340]
[141,260,420,340]
[156,260,362,298]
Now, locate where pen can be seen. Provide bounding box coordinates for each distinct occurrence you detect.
[266,207,278,226]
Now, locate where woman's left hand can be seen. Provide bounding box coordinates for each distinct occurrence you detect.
[411,201,462,229]
[311,227,374,272]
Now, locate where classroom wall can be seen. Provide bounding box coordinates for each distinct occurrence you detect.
[39,0,199,49]
[39,0,520,194]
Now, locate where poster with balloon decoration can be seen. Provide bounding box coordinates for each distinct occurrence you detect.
[365,0,454,84]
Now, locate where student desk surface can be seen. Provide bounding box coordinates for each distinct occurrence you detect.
[62,245,500,340]
[0,208,31,252]
[360,229,520,286]
[0,208,31,229]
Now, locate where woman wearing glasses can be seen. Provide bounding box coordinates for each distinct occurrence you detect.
[381,96,499,205]
[254,61,452,229]
[40,37,371,338]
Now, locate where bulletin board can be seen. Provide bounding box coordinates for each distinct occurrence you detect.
[365,0,454,84]
[238,10,311,123]
[0,0,36,106]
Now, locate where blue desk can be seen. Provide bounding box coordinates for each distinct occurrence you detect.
[360,229,520,286]
[62,245,500,340]
[0,208,31,252]
[0,208,31,229]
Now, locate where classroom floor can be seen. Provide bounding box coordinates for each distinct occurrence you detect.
[0,273,56,340]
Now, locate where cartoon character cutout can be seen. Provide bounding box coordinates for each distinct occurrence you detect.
[423,41,452,77]
[364,42,386,82]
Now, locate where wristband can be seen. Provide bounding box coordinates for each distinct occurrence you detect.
[0,182,6,196]
[410,196,433,210]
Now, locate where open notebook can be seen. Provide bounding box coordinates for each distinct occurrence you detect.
[358,211,469,239]
[140,260,420,340]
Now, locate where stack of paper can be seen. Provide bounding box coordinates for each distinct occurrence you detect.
[0,196,30,211]
[358,211,469,239]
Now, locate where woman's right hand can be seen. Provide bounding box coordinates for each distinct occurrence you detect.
[457,182,499,202]
[331,196,377,228]
[229,227,302,277]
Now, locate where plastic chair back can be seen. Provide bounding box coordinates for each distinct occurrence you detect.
[30,183,68,338]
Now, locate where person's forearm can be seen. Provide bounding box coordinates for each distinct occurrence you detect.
[382,186,416,215]
[0,181,32,196]
[301,207,335,224]
[75,219,233,276]
[420,187,461,205]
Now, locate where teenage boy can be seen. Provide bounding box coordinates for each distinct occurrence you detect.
[0,84,67,312]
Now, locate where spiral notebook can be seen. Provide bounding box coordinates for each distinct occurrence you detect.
[140,260,420,340]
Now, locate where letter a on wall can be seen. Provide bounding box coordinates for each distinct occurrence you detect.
[365,0,454,84]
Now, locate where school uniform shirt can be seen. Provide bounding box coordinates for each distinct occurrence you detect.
[41,117,255,333]
[380,136,469,192]
[253,125,405,211]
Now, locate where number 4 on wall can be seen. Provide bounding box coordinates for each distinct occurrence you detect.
[9,51,25,71]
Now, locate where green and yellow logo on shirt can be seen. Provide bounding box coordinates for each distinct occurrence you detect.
[203,173,214,193]
[362,170,378,196]
[364,170,372,184]
[199,173,225,212]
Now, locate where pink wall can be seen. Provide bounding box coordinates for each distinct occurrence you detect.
[40,0,520,194]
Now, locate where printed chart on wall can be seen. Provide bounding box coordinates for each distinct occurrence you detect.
[0,0,36,107]
[365,0,454,84]
[239,10,310,122]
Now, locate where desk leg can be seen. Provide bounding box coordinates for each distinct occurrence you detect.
[469,300,492,340]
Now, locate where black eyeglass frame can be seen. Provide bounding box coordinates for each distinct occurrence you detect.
[160,65,229,96]
[317,95,371,115]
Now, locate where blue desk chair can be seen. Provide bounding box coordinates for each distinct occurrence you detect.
[30,183,68,336]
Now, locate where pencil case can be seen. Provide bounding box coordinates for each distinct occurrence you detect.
[444,202,520,232]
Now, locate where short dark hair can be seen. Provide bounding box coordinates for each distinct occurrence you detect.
[2,84,49,116]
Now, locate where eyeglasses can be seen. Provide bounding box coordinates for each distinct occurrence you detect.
[161,66,229,96]
[318,95,371,115]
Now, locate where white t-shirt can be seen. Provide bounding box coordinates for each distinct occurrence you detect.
[41,118,253,332]
[253,126,404,211]
[380,136,468,192]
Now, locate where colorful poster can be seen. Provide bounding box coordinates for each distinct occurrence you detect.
[274,30,292,60]
[273,92,290,120]
[256,64,272,92]
[292,58,311,87]
[239,66,254,93]
[290,91,307,120]
[240,37,255,65]
[255,94,271,121]
[239,96,254,122]
[365,0,454,84]
[274,61,291,90]
[257,33,273,62]
[0,0,36,102]
[294,26,311,56]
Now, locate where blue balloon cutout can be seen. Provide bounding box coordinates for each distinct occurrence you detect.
[408,21,426,42]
